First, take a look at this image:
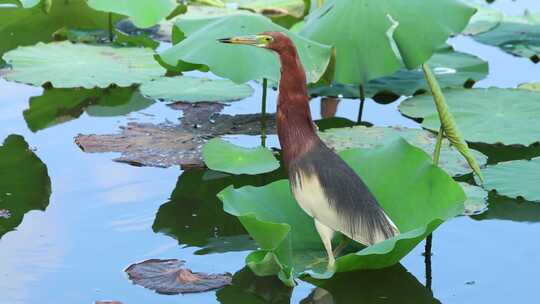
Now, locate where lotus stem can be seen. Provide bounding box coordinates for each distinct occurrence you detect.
[357,83,366,124]
[108,13,113,42]
[433,126,444,165]
[421,63,484,182]
[261,78,268,147]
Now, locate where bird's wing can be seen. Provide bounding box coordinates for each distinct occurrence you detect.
[290,141,399,245]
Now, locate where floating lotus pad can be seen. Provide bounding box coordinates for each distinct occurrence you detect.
[0,135,51,239]
[2,41,165,88]
[140,76,254,103]
[218,139,465,285]
[310,46,488,98]
[399,88,540,146]
[460,183,488,216]
[473,12,540,62]
[462,0,503,35]
[482,157,540,202]
[0,0,119,66]
[224,0,306,18]
[300,0,475,83]
[87,0,178,28]
[320,125,487,177]
[519,82,540,91]
[203,138,280,175]
[161,14,332,84]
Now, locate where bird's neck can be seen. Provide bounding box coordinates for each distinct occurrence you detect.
[276,45,318,169]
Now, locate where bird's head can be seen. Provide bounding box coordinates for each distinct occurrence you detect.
[218,31,292,53]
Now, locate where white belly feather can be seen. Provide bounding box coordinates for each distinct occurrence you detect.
[291,171,397,245]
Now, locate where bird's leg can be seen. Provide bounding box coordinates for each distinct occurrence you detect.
[314,219,336,271]
[332,235,351,258]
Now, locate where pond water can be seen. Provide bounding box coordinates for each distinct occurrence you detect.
[1,1,540,303]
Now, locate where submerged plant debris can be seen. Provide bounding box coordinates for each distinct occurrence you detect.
[125,259,232,294]
[75,102,276,168]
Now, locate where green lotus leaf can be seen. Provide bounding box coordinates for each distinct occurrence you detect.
[87,0,178,28]
[0,135,51,239]
[192,0,226,7]
[319,125,487,177]
[0,0,120,65]
[203,138,280,175]
[218,139,465,285]
[299,0,475,84]
[140,76,254,103]
[481,157,540,202]
[224,0,305,18]
[160,14,332,83]
[23,87,154,132]
[2,41,165,88]
[309,46,488,99]
[519,82,540,91]
[399,88,540,146]
[474,11,540,62]
[462,0,503,35]
[460,182,488,216]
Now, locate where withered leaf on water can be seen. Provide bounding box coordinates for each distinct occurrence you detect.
[75,102,276,169]
[125,259,232,295]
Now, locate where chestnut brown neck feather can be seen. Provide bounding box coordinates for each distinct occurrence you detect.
[274,41,318,169]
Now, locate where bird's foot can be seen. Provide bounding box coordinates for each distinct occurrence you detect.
[326,259,336,273]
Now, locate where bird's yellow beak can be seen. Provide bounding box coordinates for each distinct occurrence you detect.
[218,35,273,48]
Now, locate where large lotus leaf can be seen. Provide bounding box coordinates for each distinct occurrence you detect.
[299,0,475,84]
[87,0,177,28]
[203,138,280,175]
[160,14,332,84]
[319,125,487,177]
[309,46,488,99]
[2,41,166,88]
[0,135,51,239]
[140,76,254,103]
[218,139,465,285]
[399,88,540,146]
[23,87,154,132]
[474,12,540,62]
[481,157,540,202]
[0,0,120,65]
